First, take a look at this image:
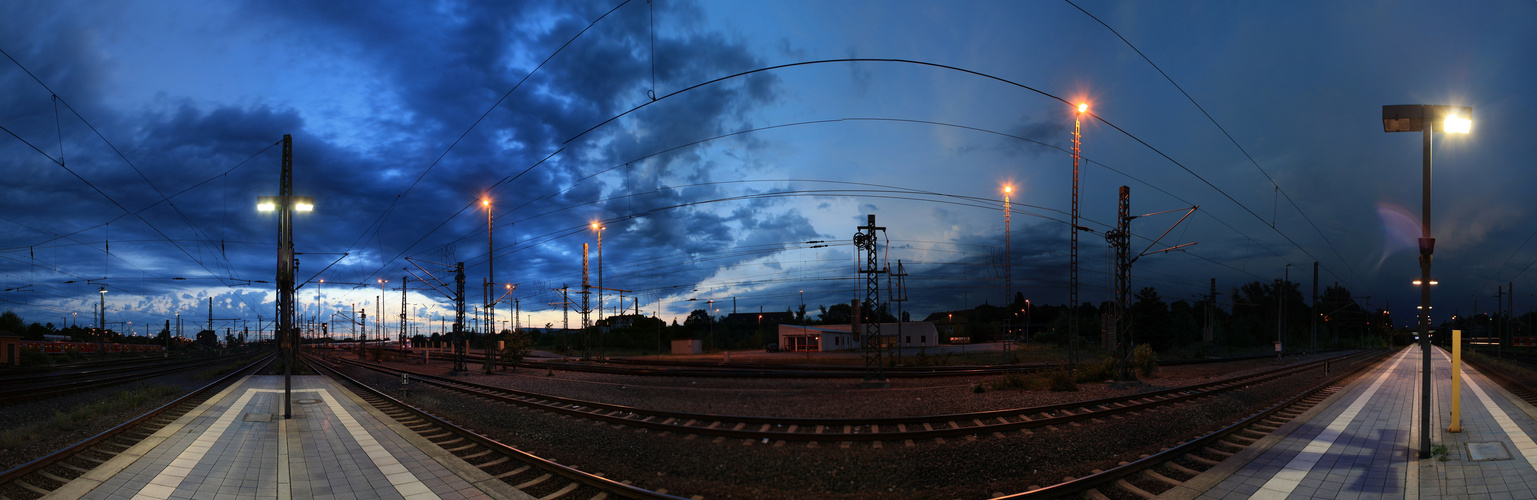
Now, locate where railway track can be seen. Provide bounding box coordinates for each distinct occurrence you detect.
[1463,351,1537,406]
[0,353,272,500]
[305,356,694,500]
[0,352,254,405]
[385,349,1331,379]
[327,350,1373,446]
[998,348,1391,499]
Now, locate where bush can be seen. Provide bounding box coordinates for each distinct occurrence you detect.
[972,384,986,393]
[1074,358,1117,383]
[1048,369,1077,392]
[989,372,1045,391]
[1132,344,1158,377]
[19,348,51,366]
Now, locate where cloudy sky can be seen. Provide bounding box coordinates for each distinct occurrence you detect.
[2,0,1534,338]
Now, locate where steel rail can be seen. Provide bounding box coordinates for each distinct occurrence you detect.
[0,354,249,404]
[330,350,1372,442]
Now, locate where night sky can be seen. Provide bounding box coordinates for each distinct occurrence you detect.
[2,1,1534,339]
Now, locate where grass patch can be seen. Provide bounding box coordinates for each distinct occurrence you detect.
[987,372,1050,391]
[1048,368,1077,392]
[0,384,182,450]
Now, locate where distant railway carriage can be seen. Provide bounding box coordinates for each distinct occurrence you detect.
[20,340,164,354]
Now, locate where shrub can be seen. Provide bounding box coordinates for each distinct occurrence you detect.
[19,348,51,366]
[1074,358,1116,383]
[1132,344,1158,377]
[989,372,1045,391]
[1048,368,1077,392]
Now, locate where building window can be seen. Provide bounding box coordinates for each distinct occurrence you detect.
[905,336,911,344]
[920,335,926,344]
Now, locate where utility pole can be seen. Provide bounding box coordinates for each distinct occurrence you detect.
[1312,261,1319,353]
[401,275,408,348]
[854,214,888,387]
[454,262,466,372]
[581,244,592,358]
[1106,186,1131,379]
[892,260,908,366]
[1204,278,1216,344]
[1278,264,1290,360]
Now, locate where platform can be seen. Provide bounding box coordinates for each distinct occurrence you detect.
[1163,345,1537,500]
[48,374,531,500]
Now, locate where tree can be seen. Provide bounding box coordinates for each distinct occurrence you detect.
[818,303,852,324]
[0,311,24,336]
[684,309,712,331]
[1130,287,1169,349]
[500,329,533,371]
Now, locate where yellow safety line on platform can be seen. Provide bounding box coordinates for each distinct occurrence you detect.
[1250,348,1411,499]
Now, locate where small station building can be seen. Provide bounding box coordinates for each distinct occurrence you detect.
[777,322,939,352]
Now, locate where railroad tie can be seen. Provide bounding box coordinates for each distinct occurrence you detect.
[1144,469,1182,487]
[773,440,785,447]
[1116,478,1156,499]
[743,439,754,446]
[898,424,907,432]
[479,456,511,468]
[843,425,852,434]
[758,424,770,432]
[1166,462,1200,476]
[731,422,745,431]
[712,437,726,444]
[934,437,946,444]
[514,473,552,489]
[496,464,531,479]
[787,425,798,433]
[661,417,677,425]
[973,419,986,427]
[683,434,697,440]
[808,441,819,448]
[707,421,722,429]
[1203,446,1235,458]
[993,432,1006,439]
[996,417,1010,425]
[905,439,915,447]
[815,425,825,434]
[872,441,883,449]
[839,442,852,449]
[542,483,580,499]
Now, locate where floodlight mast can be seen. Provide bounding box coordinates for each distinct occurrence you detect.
[1382,103,1471,459]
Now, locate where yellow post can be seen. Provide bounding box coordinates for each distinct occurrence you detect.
[1449,329,1462,433]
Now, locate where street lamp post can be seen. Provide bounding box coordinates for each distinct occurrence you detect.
[256,134,312,419]
[484,198,496,373]
[1382,103,1471,459]
[592,223,605,359]
[1069,102,1088,372]
[1003,184,1012,363]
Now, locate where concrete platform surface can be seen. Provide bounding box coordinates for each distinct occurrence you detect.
[48,374,532,500]
[1165,345,1537,500]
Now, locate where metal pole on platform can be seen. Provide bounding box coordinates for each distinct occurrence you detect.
[1383,104,1470,459]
